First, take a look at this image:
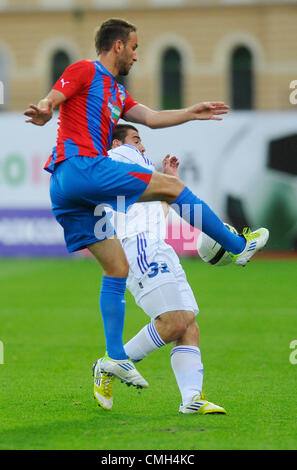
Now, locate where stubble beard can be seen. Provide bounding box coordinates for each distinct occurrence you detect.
[118,64,130,76]
[117,55,132,76]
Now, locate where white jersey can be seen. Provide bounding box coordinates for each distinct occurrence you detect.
[107,144,166,241]
[108,144,199,318]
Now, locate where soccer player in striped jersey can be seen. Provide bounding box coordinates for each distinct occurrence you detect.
[93,124,226,414]
[24,19,269,391]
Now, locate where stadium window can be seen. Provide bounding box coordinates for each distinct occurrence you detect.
[161,47,183,110]
[231,46,254,110]
[51,50,71,87]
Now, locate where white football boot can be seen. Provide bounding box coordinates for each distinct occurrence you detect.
[230,227,269,266]
[179,393,226,415]
[96,355,149,389]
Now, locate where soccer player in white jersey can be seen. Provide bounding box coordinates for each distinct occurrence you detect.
[93,124,226,414]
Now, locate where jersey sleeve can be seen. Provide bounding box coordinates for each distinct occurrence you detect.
[123,89,138,113]
[109,145,155,171]
[52,60,94,100]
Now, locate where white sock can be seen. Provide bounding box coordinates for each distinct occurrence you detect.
[124,320,166,362]
[171,345,204,404]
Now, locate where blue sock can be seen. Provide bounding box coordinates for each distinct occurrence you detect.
[172,187,245,254]
[99,276,128,360]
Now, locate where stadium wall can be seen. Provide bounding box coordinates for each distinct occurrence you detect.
[0,2,297,111]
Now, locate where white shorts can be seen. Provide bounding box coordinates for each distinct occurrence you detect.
[122,234,199,319]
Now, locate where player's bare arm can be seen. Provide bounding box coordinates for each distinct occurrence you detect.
[123,101,230,129]
[24,89,66,126]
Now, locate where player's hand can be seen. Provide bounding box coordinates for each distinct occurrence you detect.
[186,101,230,121]
[24,98,53,126]
[162,154,180,177]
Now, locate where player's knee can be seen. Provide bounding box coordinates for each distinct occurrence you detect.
[171,311,198,342]
[185,311,196,328]
[188,317,199,338]
[182,314,199,345]
[141,172,185,203]
[160,310,188,341]
[162,175,185,202]
[104,257,129,278]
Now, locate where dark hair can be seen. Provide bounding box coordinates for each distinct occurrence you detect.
[95,18,137,55]
[111,124,138,145]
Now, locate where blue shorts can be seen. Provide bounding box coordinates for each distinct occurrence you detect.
[49,156,153,252]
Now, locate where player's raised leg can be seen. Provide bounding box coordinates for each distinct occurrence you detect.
[139,171,269,265]
[88,238,148,391]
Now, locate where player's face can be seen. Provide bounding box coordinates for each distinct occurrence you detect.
[117,32,138,76]
[124,129,146,154]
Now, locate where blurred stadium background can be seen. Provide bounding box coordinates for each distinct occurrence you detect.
[0,0,297,256]
[1,1,297,452]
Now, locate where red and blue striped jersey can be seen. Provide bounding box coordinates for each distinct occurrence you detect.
[44,60,138,173]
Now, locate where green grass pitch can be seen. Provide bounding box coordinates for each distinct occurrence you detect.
[0,257,296,450]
